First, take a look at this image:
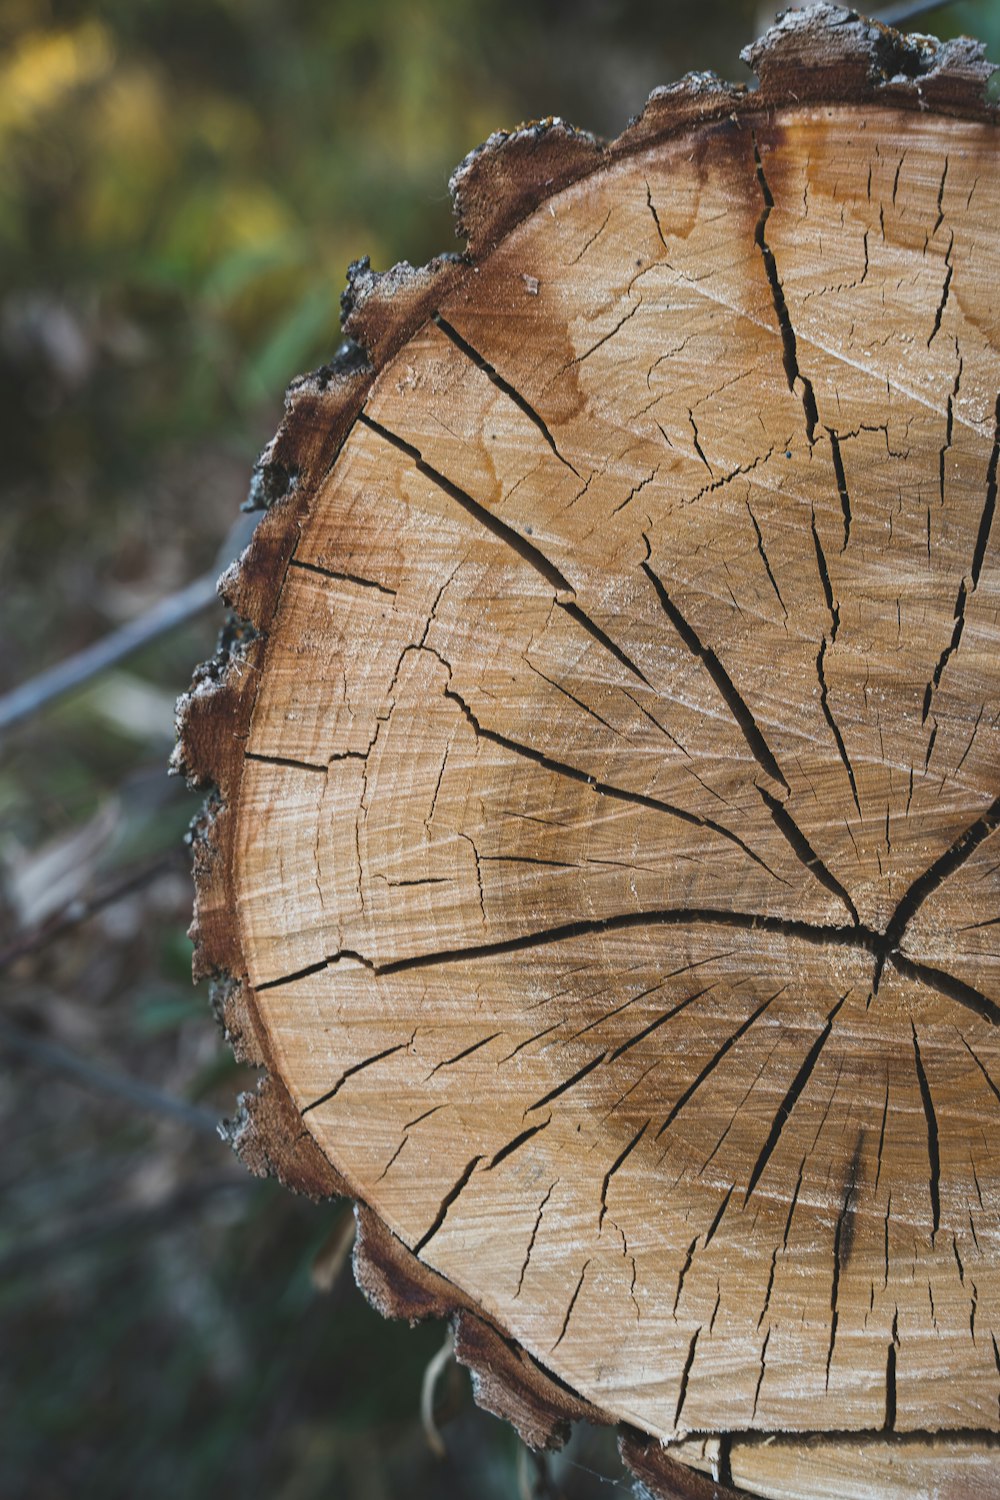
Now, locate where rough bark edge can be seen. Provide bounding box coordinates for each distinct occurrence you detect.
[743,4,995,115]
[172,299,462,1198]
[352,1203,605,1450]
[173,5,999,1493]
[450,4,995,256]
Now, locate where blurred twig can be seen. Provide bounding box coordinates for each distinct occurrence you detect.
[0,572,219,733]
[874,0,959,24]
[309,1205,357,1292]
[0,1014,221,1137]
[0,511,257,736]
[0,849,183,974]
[421,1328,455,1459]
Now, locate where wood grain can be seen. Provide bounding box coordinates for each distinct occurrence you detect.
[177,7,1000,1496]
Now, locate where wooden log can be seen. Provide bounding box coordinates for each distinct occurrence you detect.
[176,7,1000,1495]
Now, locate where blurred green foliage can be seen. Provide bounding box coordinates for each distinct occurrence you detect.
[1,1,997,1497]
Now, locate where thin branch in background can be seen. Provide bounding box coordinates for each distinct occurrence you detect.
[0,850,184,973]
[0,1014,222,1137]
[768,1,962,28]
[309,1206,358,1293]
[0,510,258,736]
[0,572,218,734]
[420,1328,455,1459]
[874,0,960,23]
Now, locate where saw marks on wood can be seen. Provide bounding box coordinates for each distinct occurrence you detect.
[233,105,1000,1441]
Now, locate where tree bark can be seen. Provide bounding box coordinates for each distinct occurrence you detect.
[176,7,1000,1496]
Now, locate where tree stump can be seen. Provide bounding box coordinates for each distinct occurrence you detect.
[176,7,1000,1496]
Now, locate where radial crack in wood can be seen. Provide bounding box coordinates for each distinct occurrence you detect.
[176,6,1000,1498]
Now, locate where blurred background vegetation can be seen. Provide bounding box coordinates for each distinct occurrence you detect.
[1,2,997,1497]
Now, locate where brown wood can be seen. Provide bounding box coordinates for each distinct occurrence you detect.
[176,7,1000,1496]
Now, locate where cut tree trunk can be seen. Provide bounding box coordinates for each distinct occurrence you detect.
[176,7,1000,1497]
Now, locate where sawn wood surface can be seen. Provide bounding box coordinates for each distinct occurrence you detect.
[177,8,1000,1496]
